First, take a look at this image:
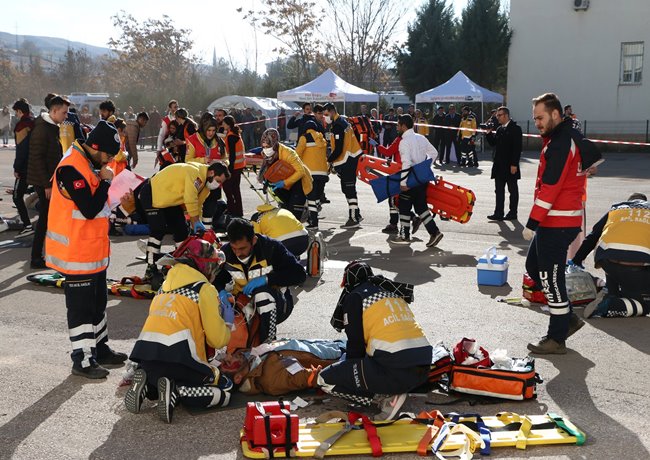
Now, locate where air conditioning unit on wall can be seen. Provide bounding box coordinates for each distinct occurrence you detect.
[574,0,589,10]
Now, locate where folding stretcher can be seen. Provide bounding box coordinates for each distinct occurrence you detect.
[27,273,156,299]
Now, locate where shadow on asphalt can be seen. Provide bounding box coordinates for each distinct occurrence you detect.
[0,240,36,297]
[585,316,650,355]
[537,351,650,458]
[0,376,85,457]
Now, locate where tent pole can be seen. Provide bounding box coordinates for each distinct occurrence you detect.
[481,101,484,153]
[343,100,346,116]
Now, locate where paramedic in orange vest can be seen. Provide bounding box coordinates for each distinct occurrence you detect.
[45,121,127,379]
[222,115,246,217]
[186,114,228,227]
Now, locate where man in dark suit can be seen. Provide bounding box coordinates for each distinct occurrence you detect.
[486,106,522,221]
[442,104,461,164]
[431,106,446,162]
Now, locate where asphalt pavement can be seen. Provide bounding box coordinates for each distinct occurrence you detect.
[1,146,649,460]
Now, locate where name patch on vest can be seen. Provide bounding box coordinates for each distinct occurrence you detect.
[194,178,203,191]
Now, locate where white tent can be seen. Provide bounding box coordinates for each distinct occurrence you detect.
[206,95,299,128]
[415,71,504,105]
[277,69,379,112]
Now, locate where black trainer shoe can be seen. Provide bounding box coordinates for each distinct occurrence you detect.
[426,231,444,248]
[125,368,148,414]
[97,347,128,366]
[381,224,399,234]
[157,377,178,424]
[341,218,361,229]
[389,233,411,245]
[504,213,518,221]
[527,336,567,354]
[15,225,34,239]
[72,363,110,379]
[487,214,504,221]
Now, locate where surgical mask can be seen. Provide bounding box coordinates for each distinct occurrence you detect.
[237,254,252,264]
[324,115,332,124]
[263,147,275,157]
[207,179,220,190]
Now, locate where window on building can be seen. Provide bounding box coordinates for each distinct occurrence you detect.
[620,42,644,84]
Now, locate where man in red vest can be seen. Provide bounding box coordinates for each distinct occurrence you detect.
[46,121,127,379]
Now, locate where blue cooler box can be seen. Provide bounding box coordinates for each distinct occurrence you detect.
[477,250,509,286]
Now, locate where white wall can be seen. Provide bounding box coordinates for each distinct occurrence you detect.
[507,0,650,130]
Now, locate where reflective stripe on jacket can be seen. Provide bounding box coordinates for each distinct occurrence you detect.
[45,142,110,275]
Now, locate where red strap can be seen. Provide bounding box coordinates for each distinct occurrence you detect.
[120,276,143,285]
[415,410,446,456]
[348,412,382,457]
[109,284,121,296]
[130,286,145,299]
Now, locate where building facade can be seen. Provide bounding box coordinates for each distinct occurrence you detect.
[507,0,649,134]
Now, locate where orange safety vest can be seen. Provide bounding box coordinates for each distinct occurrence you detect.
[45,142,111,275]
[226,132,246,170]
[348,115,376,156]
[187,132,222,162]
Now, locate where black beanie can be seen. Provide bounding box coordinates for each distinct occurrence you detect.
[86,120,121,156]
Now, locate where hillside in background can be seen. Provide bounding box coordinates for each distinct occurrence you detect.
[0,31,110,60]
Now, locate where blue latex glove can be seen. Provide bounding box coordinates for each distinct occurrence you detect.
[193,220,206,234]
[218,290,234,326]
[368,138,378,147]
[243,276,267,296]
[271,180,285,191]
[567,259,584,269]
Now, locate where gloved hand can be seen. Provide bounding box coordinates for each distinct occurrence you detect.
[219,289,233,307]
[220,299,235,328]
[271,180,285,191]
[193,220,206,234]
[368,138,378,146]
[243,276,267,296]
[567,259,584,269]
[522,227,535,241]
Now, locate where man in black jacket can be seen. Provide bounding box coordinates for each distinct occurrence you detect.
[27,94,70,268]
[486,106,522,221]
[441,104,461,164]
[431,106,446,161]
[287,102,315,138]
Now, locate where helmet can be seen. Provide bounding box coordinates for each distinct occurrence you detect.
[173,238,223,280]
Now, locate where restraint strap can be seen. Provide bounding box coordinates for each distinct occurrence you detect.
[349,412,382,457]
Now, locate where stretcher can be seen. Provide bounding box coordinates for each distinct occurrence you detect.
[357,155,476,224]
[26,273,156,299]
[240,411,585,458]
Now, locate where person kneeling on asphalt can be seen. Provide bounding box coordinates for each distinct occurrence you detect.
[133,161,229,288]
[571,192,650,319]
[317,261,432,421]
[125,238,233,423]
[251,203,309,259]
[214,218,307,348]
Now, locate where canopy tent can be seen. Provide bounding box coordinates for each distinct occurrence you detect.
[415,71,504,105]
[206,95,299,128]
[277,69,379,112]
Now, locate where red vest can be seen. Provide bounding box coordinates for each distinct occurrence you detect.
[187,132,221,162]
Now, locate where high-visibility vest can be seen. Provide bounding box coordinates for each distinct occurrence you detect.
[186,132,222,163]
[226,132,246,170]
[348,116,376,155]
[45,142,111,275]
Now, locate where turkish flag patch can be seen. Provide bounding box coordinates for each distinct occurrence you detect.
[73,180,86,190]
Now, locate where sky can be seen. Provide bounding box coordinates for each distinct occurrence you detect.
[0,0,469,73]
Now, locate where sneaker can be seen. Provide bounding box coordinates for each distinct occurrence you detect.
[341,218,361,229]
[355,213,364,223]
[411,216,422,235]
[15,225,34,238]
[487,214,504,221]
[71,362,110,379]
[125,369,148,414]
[30,258,46,269]
[567,312,585,338]
[426,231,444,248]
[97,346,128,366]
[381,224,399,234]
[389,234,411,245]
[375,394,407,421]
[527,336,567,355]
[157,377,178,424]
[583,290,608,319]
[503,213,518,221]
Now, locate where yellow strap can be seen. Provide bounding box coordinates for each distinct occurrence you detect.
[497,411,522,424]
[515,416,534,450]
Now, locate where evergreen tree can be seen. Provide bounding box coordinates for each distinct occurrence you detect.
[457,0,511,91]
[395,0,457,99]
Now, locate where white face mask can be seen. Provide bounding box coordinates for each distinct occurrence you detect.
[207,179,220,190]
[324,115,332,124]
[263,147,275,157]
[237,254,252,264]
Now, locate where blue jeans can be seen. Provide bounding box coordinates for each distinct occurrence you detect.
[525,226,581,342]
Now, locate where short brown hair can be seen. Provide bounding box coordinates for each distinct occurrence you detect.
[532,93,562,116]
[497,106,510,116]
